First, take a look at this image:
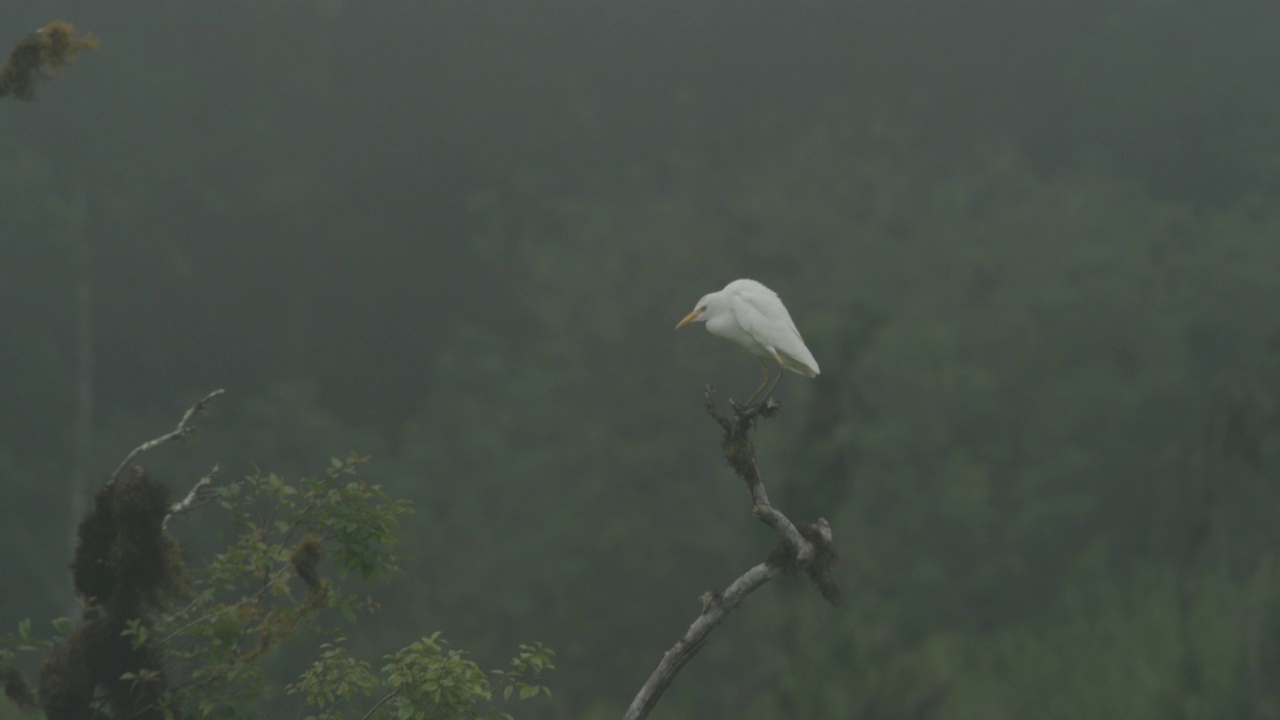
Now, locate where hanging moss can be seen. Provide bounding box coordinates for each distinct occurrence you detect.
[0,20,99,101]
[111,470,177,612]
[71,469,187,612]
[764,522,842,607]
[765,537,799,574]
[48,468,184,718]
[2,665,37,712]
[290,533,326,597]
[39,615,171,720]
[38,618,108,720]
[797,522,842,608]
[161,533,194,604]
[71,482,119,606]
[99,617,169,720]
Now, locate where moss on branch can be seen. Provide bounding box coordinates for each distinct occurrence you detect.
[0,20,99,101]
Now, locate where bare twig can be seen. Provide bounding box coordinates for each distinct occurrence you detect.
[163,464,221,529]
[361,690,400,720]
[624,561,781,720]
[623,387,838,720]
[108,389,225,487]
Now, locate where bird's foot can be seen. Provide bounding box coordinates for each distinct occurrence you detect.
[729,397,782,419]
[749,397,781,418]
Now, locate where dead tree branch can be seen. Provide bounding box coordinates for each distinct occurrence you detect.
[108,388,225,487]
[623,386,839,720]
[163,464,221,529]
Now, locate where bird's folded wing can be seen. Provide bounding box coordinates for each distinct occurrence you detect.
[730,292,791,349]
[732,292,778,348]
[732,291,819,376]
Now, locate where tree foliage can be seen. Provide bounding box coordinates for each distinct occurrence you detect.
[2,454,552,720]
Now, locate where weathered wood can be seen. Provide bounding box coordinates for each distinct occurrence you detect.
[623,386,837,720]
[108,388,225,487]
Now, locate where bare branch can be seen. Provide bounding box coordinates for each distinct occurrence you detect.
[753,503,812,566]
[108,389,225,487]
[163,464,221,529]
[361,689,400,720]
[624,561,779,720]
[624,388,839,720]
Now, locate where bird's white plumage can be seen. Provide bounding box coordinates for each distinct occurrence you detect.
[676,279,819,378]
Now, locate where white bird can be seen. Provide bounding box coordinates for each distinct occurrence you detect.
[675,279,819,405]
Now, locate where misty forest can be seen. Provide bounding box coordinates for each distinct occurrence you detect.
[4,1,1280,719]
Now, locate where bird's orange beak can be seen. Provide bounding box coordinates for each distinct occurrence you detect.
[674,308,702,330]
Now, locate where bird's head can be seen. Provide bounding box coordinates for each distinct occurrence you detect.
[675,293,716,330]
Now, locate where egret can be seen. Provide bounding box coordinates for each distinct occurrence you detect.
[675,279,819,406]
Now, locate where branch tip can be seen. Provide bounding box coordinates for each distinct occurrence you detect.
[164,464,222,528]
[108,389,226,488]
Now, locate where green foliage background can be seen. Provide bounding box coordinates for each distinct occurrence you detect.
[4,1,1280,718]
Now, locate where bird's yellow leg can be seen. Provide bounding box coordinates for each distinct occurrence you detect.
[758,354,787,405]
[744,357,773,406]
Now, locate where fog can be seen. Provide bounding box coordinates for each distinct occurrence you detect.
[3,2,1280,718]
